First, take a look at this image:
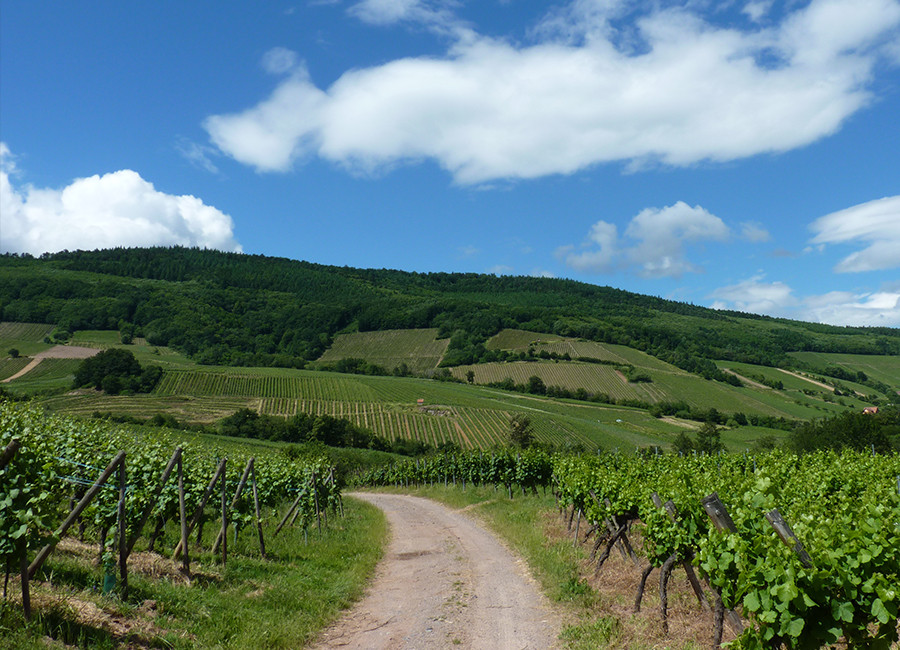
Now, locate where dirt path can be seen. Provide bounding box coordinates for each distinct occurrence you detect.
[2,345,99,383]
[721,368,769,390]
[776,368,835,392]
[310,493,562,650]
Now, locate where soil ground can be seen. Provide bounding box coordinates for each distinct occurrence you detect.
[310,492,563,650]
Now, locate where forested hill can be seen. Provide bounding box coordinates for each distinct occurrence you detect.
[1,247,897,372]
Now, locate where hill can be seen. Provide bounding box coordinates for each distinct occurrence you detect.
[2,247,897,373]
[2,247,898,452]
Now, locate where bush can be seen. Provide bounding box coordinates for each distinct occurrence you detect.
[73,348,161,395]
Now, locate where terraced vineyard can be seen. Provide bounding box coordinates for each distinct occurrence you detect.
[0,321,54,341]
[0,356,31,381]
[316,328,449,373]
[156,369,379,402]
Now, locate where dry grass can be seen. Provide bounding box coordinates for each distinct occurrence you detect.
[544,510,740,649]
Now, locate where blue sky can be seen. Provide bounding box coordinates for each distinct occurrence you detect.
[2,0,899,326]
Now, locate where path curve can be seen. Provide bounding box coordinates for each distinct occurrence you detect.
[310,493,562,650]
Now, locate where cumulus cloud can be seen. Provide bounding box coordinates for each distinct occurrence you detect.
[709,274,796,315]
[560,201,729,278]
[709,275,900,326]
[0,145,241,256]
[204,0,900,183]
[809,195,900,272]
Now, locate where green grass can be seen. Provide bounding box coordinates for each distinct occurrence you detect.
[2,496,388,650]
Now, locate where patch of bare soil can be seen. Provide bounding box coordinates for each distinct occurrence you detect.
[310,493,563,650]
[35,345,102,360]
[544,510,739,649]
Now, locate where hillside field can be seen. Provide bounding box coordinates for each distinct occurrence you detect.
[316,328,449,373]
[3,323,896,454]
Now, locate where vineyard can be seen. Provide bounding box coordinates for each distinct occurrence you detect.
[552,450,900,648]
[354,446,900,648]
[0,400,342,630]
[356,448,554,498]
[315,328,449,373]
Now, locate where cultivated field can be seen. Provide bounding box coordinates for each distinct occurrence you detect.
[789,351,900,392]
[449,360,665,402]
[486,329,680,371]
[0,324,855,452]
[316,328,449,373]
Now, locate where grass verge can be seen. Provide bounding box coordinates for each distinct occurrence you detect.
[1,496,387,649]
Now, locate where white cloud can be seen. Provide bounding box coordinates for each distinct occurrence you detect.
[488,264,513,275]
[261,47,301,75]
[709,275,900,326]
[176,138,220,174]
[349,0,424,25]
[809,195,900,272]
[0,145,241,256]
[204,65,327,173]
[743,1,774,22]
[625,203,729,277]
[562,201,729,278]
[709,274,796,315]
[740,221,771,242]
[348,0,467,36]
[802,290,900,327]
[205,0,900,183]
[530,268,556,278]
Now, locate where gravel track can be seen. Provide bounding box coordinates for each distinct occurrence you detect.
[310,493,562,650]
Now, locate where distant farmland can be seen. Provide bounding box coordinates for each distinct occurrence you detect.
[449,360,666,402]
[316,328,449,373]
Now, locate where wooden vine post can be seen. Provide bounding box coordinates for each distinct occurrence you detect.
[0,438,21,469]
[212,457,254,556]
[172,457,227,561]
[221,459,228,566]
[765,509,813,568]
[126,448,182,559]
[117,456,127,598]
[177,453,189,573]
[3,439,30,620]
[29,451,126,579]
[250,462,266,559]
[701,493,745,645]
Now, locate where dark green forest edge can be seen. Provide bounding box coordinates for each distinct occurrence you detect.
[2,247,898,378]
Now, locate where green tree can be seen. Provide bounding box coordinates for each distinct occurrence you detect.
[466,369,475,384]
[526,375,546,395]
[695,421,725,455]
[508,413,534,449]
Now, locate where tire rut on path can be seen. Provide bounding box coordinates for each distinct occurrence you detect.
[310,493,562,650]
